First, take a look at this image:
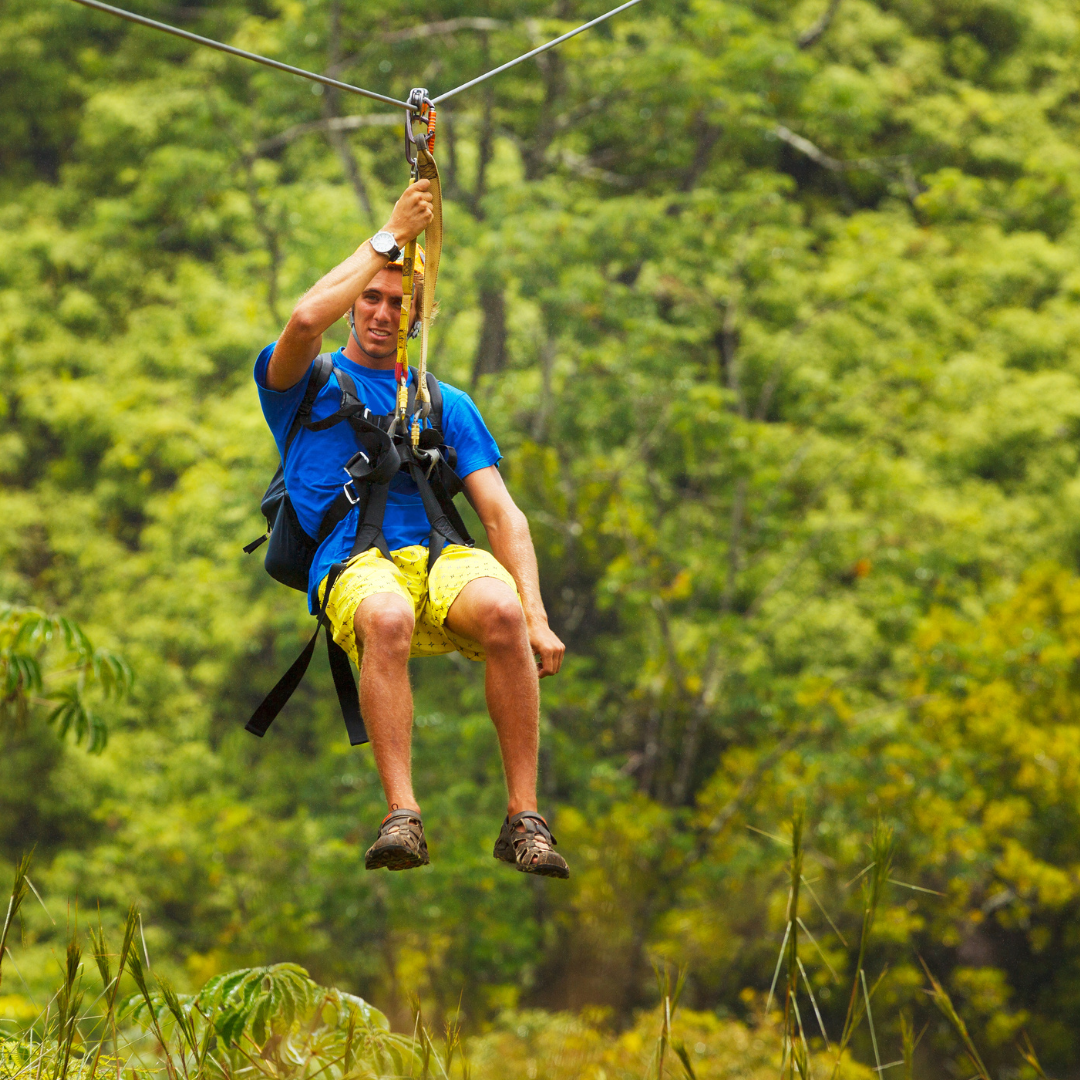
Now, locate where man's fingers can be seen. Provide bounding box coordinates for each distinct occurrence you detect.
[537,648,563,678]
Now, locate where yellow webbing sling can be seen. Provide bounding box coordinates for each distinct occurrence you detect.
[393,95,442,445]
[412,142,442,444]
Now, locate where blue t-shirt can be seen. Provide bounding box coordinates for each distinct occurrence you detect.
[255,344,501,611]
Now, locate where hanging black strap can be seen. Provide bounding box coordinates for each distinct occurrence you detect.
[327,632,367,746]
[244,620,322,738]
[245,563,368,744]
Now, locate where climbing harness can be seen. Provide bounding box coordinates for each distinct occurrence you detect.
[243,353,473,745]
[244,99,473,744]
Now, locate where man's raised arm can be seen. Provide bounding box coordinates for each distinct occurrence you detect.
[265,179,434,391]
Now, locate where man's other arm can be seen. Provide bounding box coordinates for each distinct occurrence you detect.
[463,466,566,677]
[265,180,434,391]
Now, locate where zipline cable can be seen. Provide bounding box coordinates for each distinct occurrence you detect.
[431,0,646,104]
[67,0,647,111]
[68,0,413,110]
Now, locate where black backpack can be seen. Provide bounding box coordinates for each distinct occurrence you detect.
[243,354,472,745]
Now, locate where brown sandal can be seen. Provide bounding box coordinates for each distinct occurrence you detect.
[493,811,569,879]
[365,808,430,871]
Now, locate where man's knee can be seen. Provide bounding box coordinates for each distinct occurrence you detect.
[477,590,527,650]
[356,596,414,657]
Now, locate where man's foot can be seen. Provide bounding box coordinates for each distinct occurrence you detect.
[365,808,430,871]
[493,811,569,879]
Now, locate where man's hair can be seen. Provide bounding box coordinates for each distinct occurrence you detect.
[410,272,439,324]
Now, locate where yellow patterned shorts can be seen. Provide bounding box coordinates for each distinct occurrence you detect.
[317,544,519,667]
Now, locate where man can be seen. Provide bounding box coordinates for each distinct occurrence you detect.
[255,179,569,878]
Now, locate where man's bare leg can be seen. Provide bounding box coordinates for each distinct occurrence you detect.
[354,592,419,813]
[444,578,539,817]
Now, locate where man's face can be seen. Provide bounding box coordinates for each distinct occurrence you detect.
[351,268,419,359]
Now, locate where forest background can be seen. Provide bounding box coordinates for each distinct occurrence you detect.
[5,0,1080,1074]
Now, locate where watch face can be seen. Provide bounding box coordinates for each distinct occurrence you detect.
[372,231,396,255]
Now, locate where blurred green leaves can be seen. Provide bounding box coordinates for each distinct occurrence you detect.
[0,604,131,752]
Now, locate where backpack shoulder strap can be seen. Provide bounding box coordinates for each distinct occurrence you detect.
[283,353,335,459]
[334,366,360,404]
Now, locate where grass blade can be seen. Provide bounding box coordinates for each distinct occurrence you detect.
[672,1038,697,1080]
[797,957,830,1051]
[920,958,990,1080]
[766,921,791,1014]
[860,969,882,1075]
[137,915,151,971]
[24,880,55,926]
[796,917,839,981]
[1018,1032,1050,1079]
[800,876,848,948]
[0,852,33,993]
[887,879,944,897]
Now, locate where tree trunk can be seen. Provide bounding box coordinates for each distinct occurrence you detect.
[471,286,507,387]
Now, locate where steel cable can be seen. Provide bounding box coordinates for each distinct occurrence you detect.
[431,0,647,105]
[68,0,413,110]
[68,0,647,110]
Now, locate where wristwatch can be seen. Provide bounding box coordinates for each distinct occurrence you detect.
[369,230,402,261]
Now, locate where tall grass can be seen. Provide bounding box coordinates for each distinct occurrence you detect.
[0,830,1056,1080]
[756,815,1049,1079]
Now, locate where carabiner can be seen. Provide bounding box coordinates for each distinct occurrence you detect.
[404,86,437,171]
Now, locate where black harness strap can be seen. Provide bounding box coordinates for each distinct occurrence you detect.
[351,482,392,561]
[326,627,366,746]
[246,561,367,745]
[287,353,337,449]
[403,453,471,568]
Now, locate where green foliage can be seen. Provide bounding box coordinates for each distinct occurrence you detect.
[0,605,131,752]
[125,961,423,1080]
[5,0,1080,1074]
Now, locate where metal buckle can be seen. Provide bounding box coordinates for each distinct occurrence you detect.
[342,452,370,505]
[344,452,369,477]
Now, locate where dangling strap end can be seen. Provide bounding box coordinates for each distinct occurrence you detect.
[243,532,269,554]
